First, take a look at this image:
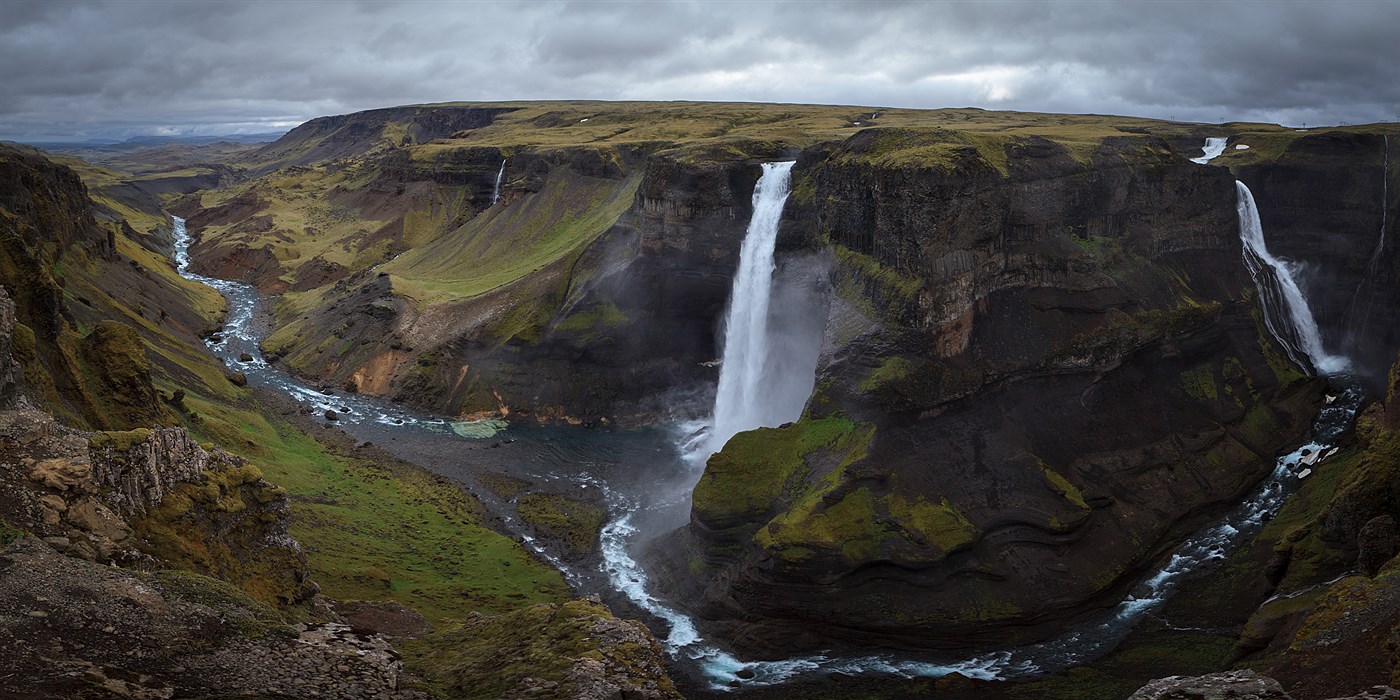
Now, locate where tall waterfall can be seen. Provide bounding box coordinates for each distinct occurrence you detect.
[706,161,799,456]
[1236,181,1349,374]
[1191,137,1229,164]
[491,158,507,204]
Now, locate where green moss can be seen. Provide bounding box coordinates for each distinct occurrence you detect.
[834,245,923,303]
[1040,463,1089,510]
[402,598,677,699]
[554,301,628,337]
[1240,404,1285,448]
[0,522,24,548]
[692,417,874,524]
[859,356,915,393]
[759,483,979,565]
[477,472,533,500]
[150,569,289,642]
[516,493,607,557]
[888,494,980,554]
[1058,302,1223,362]
[87,428,153,451]
[1179,363,1219,402]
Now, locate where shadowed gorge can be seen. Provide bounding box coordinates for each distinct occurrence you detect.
[3,94,1399,700]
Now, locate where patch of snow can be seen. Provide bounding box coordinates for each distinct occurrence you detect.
[1235,144,1250,150]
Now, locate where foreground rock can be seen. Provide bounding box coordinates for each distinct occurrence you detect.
[0,538,426,699]
[1130,670,1292,699]
[1130,671,1399,700]
[402,597,681,699]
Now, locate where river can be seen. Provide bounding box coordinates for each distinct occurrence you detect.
[170,215,1364,692]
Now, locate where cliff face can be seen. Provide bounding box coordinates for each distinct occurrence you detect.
[0,144,227,431]
[248,104,516,174]
[256,147,763,424]
[0,284,315,607]
[1232,131,1399,393]
[663,129,1327,653]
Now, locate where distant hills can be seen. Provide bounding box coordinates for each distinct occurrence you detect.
[23,132,286,150]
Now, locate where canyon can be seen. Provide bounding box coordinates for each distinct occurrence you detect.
[2,102,1397,698]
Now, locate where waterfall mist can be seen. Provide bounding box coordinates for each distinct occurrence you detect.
[1235,180,1350,375]
[700,160,816,459]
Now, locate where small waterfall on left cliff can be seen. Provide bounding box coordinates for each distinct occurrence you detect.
[1235,181,1349,374]
[491,158,506,204]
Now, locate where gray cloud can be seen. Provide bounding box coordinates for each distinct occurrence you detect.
[1,0,1396,142]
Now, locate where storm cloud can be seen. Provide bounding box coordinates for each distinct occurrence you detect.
[1,0,1396,141]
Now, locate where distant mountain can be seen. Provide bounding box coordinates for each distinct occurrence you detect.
[120,132,286,147]
[22,132,286,151]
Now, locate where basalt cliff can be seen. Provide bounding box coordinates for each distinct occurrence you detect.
[8,101,1397,699]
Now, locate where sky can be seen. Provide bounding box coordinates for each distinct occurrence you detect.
[2,0,1398,142]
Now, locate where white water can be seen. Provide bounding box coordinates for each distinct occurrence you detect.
[1190,137,1229,164]
[172,190,1370,690]
[704,160,799,457]
[492,158,506,205]
[1235,181,1350,374]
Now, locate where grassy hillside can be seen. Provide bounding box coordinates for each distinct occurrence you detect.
[386,167,640,304]
[7,146,571,625]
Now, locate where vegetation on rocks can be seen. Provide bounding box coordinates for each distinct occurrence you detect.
[402,597,680,699]
[516,493,607,558]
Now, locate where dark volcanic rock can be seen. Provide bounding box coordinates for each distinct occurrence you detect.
[0,538,423,700]
[1234,131,1400,394]
[662,131,1326,654]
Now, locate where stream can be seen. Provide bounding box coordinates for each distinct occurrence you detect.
[171,215,1365,692]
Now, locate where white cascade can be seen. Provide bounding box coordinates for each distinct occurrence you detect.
[1191,137,1229,164]
[705,161,798,457]
[491,158,506,204]
[1235,181,1348,374]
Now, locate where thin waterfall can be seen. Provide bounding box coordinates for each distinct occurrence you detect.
[1345,134,1390,343]
[1235,181,1349,374]
[1191,137,1229,164]
[705,161,798,457]
[491,158,506,204]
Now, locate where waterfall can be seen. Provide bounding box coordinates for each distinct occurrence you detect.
[1191,137,1229,164]
[1235,181,1349,374]
[1345,134,1391,343]
[491,158,506,204]
[705,161,799,457]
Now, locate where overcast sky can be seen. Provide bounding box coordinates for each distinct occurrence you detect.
[2,0,1397,142]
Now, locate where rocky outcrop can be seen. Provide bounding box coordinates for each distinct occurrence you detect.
[0,287,26,409]
[0,538,423,699]
[1130,672,1399,700]
[664,131,1326,654]
[1130,671,1293,699]
[403,597,681,699]
[0,275,313,605]
[0,401,316,606]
